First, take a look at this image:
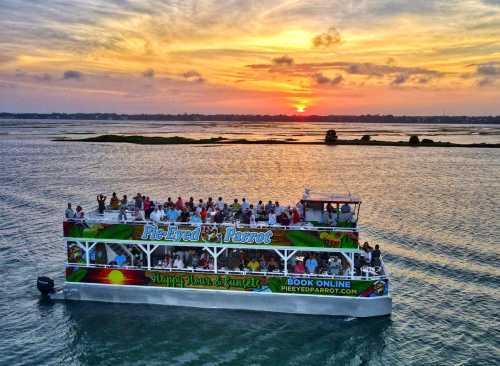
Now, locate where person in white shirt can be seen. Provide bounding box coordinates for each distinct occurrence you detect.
[296,200,304,218]
[268,210,277,225]
[216,197,224,211]
[150,206,164,223]
[274,202,283,215]
[173,255,185,269]
[249,211,257,227]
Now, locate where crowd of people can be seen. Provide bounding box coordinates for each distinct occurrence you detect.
[65,192,356,227]
[150,247,354,276]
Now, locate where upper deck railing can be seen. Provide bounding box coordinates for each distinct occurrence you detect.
[64,210,360,250]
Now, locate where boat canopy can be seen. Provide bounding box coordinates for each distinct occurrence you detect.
[302,190,361,204]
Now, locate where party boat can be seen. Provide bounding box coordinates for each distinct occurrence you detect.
[38,191,392,317]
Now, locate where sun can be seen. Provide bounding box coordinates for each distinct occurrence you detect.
[295,105,306,113]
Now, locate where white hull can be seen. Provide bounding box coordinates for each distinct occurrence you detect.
[52,282,392,318]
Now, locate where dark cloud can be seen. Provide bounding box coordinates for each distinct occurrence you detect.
[34,73,52,82]
[142,68,155,78]
[248,61,442,78]
[312,27,341,48]
[391,73,410,85]
[480,0,500,6]
[313,73,343,86]
[63,70,83,80]
[181,70,205,83]
[272,55,294,66]
[477,62,500,76]
[14,69,52,82]
[474,61,500,87]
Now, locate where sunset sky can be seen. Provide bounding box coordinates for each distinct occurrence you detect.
[0,0,499,115]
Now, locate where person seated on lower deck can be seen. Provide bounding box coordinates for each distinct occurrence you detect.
[328,256,342,275]
[267,256,279,272]
[115,254,126,267]
[65,203,75,219]
[294,259,305,274]
[247,257,260,272]
[305,254,318,274]
[173,255,185,269]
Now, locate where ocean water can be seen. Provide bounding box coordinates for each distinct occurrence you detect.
[0,120,499,365]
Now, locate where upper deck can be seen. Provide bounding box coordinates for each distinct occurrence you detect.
[65,191,362,252]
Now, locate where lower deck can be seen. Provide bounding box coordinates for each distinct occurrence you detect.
[55,280,392,317]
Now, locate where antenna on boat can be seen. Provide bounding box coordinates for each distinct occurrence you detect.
[339,176,352,200]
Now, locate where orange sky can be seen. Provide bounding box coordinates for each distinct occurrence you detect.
[0,0,499,114]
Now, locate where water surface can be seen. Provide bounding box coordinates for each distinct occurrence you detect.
[0,120,499,365]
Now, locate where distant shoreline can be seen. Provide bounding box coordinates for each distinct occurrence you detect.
[55,134,500,148]
[2,113,500,124]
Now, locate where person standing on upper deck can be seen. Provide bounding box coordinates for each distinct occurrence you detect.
[65,203,75,219]
[175,197,184,210]
[110,192,120,210]
[241,198,250,211]
[268,210,277,225]
[134,193,143,210]
[97,194,106,214]
[216,197,224,211]
[265,200,274,214]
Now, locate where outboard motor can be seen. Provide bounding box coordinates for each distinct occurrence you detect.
[37,276,55,295]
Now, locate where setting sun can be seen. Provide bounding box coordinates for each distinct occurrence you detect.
[296,106,306,113]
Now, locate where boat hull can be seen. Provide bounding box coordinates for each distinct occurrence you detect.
[53,282,392,317]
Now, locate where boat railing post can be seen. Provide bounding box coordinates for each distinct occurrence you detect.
[350,252,354,277]
[85,242,90,266]
[284,249,288,276]
[147,244,151,270]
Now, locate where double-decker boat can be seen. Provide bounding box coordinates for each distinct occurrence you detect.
[37,190,392,317]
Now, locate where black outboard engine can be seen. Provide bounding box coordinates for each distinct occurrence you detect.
[37,276,55,295]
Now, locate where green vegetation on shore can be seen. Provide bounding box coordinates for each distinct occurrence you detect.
[55,133,500,148]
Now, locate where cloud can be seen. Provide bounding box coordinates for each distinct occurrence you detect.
[181,70,205,83]
[312,26,341,48]
[477,62,500,76]
[474,61,500,87]
[272,55,294,66]
[391,73,410,85]
[142,68,155,78]
[313,73,343,86]
[63,70,83,80]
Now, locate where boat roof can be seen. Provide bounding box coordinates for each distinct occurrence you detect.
[303,191,361,204]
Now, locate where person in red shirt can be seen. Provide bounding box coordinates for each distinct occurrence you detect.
[200,207,207,222]
[294,260,305,274]
[291,208,300,224]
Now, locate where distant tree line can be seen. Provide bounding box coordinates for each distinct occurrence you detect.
[0,112,499,124]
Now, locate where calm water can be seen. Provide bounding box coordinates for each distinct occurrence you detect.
[0,120,499,365]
